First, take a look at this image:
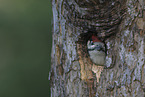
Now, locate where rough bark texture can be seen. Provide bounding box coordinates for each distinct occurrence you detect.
[50,0,145,97]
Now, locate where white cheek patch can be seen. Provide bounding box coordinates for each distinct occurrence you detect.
[91,45,96,48]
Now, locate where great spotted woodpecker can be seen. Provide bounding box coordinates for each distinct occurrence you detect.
[87,35,106,65]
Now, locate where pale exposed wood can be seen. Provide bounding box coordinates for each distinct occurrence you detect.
[50,0,145,96]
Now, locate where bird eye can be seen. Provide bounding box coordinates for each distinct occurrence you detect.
[90,41,94,45]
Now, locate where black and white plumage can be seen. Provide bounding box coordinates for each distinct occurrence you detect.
[87,36,106,65]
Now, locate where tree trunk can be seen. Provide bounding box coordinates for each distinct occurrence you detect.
[50,0,145,97]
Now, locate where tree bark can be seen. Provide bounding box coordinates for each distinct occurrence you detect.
[50,0,145,97]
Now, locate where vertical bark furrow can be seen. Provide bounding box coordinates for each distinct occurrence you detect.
[51,0,145,96]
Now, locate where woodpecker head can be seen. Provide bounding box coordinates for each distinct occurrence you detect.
[87,35,105,52]
[87,35,106,65]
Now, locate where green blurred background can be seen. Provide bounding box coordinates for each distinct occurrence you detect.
[0,0,52,97]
